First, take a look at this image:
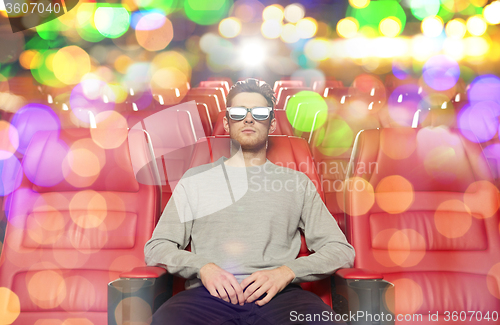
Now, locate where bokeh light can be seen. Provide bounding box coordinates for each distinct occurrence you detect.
[463,181,500,219]
[10,104,61,155]
[94,5,130,38]
[379,17,402,37]
[445,18,467,39]
[376,176,414,214]
[0,121,19,160]
[434,200,473,238]
[467,15,488,36]
[391,278,424,314]
[484,1,500,25]
[349,0,370,9]
[28,270,67,309]
[219,18,242,38]
[410,0,441,20]
[337,18,359,38]
[463,36,490,57]
[285,91,328,132]
[0,156,22,196]
[421,16,444,37]
[185,0,232,25]
[304,38,331,61]
[343,177,375,216]
[284,3,305,23]
[373,229,426,267]
[234,0,264,23]
[261,20,283,39]
[135,13,173,51]
[458,101,500,143]
[422,55,460,91]
[487,263,500,299]
[387,85,424,128]
[135,0,177,13]
[53,46,91,85]
[281,23,300,43]
[76,3,106,43]
[467,74,500,105]
[70,79,116,123]
[0,287,20,324]
[263,4,284,21]
[296,17,317,39]
[314,118,354,157]
[69,191,107,229]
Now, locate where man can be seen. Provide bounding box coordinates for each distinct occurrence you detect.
[145,78,355,324]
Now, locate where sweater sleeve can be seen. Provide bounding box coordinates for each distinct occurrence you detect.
[284,177,355,283]
[144,182,213,279]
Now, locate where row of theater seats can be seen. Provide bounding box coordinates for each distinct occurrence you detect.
[1,123,498,323]
[1,76,484,232]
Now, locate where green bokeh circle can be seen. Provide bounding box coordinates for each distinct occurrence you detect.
[285,91,328,132]
[184,0,233,25]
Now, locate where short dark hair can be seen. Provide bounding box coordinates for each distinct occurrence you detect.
[226,78,276,108]
[226,78,276,121]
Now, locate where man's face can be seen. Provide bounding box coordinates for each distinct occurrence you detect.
[223,92,276,152]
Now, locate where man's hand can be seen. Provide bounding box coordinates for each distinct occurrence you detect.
[199,263,245,305]
[240,266,295,306]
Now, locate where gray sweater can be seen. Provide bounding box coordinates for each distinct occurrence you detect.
[144,157,355,290]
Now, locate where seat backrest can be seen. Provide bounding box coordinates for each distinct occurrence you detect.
[418,107,458,128]
[273,80,304,93]
[345,127,500,321]
[309,103,382,231]
[0,128,161,324]
[212,109,293,136]
[275,87,309,110]
[187,88,226,111]
[199,81,230,95]
[127,104,205,210]
[185,94,222,128]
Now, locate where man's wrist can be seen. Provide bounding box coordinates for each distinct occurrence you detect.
[280,265,296,283]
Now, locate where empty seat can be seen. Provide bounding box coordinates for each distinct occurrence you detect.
[199,81,230,95]
[275,87,310,110]
[207,77,233,88]
[127,103,205,210]
[273,80,304,93]
[187,87,226,111]
[0,128,161,324]
[345,127,500,323]
[184,93,223,129]
[309,103,382,231]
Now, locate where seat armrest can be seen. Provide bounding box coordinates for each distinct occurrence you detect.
[120,266,167,278]
[335,268,384,280]
[109,267,172,325]
[331,270,395,324]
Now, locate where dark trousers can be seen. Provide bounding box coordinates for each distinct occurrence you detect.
[151,284,345,325]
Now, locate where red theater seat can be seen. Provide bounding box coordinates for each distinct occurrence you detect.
[199,81,230,95]
[126,104,205,210]
[345,127,500,324]
[185,93,223,129]
[275,87,310,110]
[0,128,161,324]
[187,87,226,111]
[212,109,293,136]
[273,80,304,93]
[309,104,382,232]
[109,135,391,323]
